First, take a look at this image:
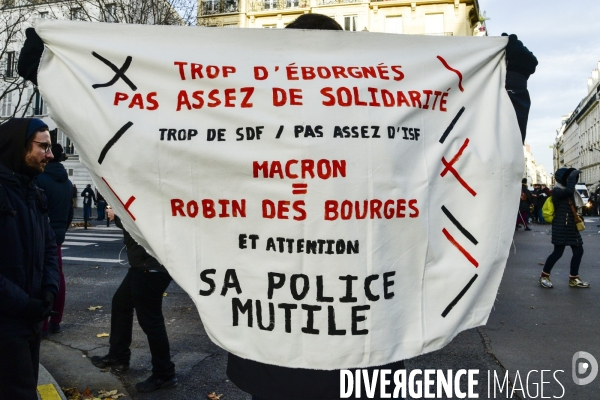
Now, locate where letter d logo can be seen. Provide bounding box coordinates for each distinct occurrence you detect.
[572,351,598,385]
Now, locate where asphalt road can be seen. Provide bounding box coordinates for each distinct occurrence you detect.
[39,216,600,399]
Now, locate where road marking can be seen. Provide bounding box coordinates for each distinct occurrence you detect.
[63,257,122,263]
[64,236,120,242]
[37,384,62,400]
[64,232,122,238]
[62,241,96,246]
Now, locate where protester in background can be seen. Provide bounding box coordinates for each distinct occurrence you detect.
[72,183,77,208]
[0,118,59,400]
[81,183,96,220]
[533,183,547,224]
[539,168,589,289]
[96,190,106,221]
[517,178,533,231]
[36,143,73,337]
[91,208,177,393]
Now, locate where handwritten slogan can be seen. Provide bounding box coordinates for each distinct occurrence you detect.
[36,20,523,369]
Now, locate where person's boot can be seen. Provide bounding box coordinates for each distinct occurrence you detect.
[135,374,178,393]
[90,354,129,371]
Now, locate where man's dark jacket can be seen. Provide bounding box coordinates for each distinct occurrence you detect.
[81,186,96,205]
[36,162,74,245]
[0,118,59,339]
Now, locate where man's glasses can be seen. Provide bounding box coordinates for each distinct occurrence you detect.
[32,141,52,154]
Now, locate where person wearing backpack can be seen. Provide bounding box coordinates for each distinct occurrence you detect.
[539,168,589,289]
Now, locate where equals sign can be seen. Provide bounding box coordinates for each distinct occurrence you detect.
[292,183,308,195]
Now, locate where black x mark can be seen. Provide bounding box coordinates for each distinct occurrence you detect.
[91,52,137,91]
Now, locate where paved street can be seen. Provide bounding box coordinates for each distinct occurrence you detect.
[39,213,600,399]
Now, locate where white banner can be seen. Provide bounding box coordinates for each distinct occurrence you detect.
[36,19,523,369]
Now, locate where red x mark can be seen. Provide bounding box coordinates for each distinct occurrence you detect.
[440,138,477,196]
[102,177,136,221]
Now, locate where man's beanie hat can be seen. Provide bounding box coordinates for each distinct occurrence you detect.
[26,118,48,140]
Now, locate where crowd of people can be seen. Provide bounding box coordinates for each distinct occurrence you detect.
[0,13,541,400]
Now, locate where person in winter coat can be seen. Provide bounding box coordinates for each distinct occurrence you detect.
[0,118,60,400]
[539,168,589,289]
[36,143,74,336]
[517,178,533,230]
[90,209,177,393]
[81,183,96,220]
[72,183,78,208]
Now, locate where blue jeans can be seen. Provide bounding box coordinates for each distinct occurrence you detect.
[97,201,106,220]
[83,203,92,220]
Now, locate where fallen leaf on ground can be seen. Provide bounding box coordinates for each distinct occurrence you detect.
[88,306,102,311]
[98,389,125,399]
[163,292,168,296]
[207,392,223,400]
[537,262,544,265]
[82,387,93,399]
[96,332,110,338]
[62,387,82,400]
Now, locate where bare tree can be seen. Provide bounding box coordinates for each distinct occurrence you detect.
[0,0,37,120]
[57,0,197,26]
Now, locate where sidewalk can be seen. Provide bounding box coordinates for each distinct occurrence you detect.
[37,363,67,400]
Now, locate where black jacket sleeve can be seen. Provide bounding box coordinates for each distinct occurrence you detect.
[505,71,531,144]
[17,28,44,86]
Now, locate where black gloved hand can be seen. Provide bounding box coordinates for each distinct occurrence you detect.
[502,33,538,79]
[24,298,48,322]
[18,28,44,86]
[43,290,55,307]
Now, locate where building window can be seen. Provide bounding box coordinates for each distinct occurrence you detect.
[344,15,357,31]
[39,11,49,18]
[424,13,444,35]
[33,91,46,116]
[1,94,12,117]
[263,24,277,28]
[263,0,277,9]
[3,51,17,78]
[70,8,83,20]
[385,16,402,34]
[105,4,116,22]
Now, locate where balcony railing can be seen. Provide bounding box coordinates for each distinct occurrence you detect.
[249,0,308,12]
[425,32,454,36]
[319,0,362,5]
[199,0,238,15]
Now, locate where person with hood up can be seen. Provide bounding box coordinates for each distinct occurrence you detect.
[0,118,60,400]
[81,183,96,220]
[539,168,589,288]
[36,143,74,336]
